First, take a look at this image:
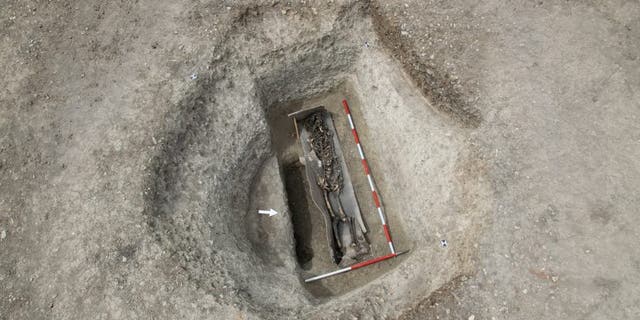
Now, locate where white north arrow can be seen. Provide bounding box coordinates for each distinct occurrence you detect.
[257,209,278,217]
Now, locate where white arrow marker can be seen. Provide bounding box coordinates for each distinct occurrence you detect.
[257,209,278,217]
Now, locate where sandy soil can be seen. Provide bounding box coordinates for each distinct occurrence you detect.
[1,0,639,319]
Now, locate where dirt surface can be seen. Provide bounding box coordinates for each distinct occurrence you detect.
[1,0,639,319]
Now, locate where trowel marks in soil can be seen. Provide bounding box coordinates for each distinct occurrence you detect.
[143,1,491,318]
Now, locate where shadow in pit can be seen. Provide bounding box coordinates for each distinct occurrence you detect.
[282,162,334,298]
[283,163,314,269]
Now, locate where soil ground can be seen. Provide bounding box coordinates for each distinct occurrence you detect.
[1,0,639,319]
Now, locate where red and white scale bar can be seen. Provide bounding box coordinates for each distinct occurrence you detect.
[305,253,401,282]
[343,99,396,255]
[304,99,402,283]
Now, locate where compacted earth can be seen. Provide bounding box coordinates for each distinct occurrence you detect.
[1,0,639,319]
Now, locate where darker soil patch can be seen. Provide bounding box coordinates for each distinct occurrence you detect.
[283,163,315,269]
[370,3,482,128]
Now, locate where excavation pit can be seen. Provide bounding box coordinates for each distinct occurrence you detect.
[265,84,410,297]
[146,3,489,316]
